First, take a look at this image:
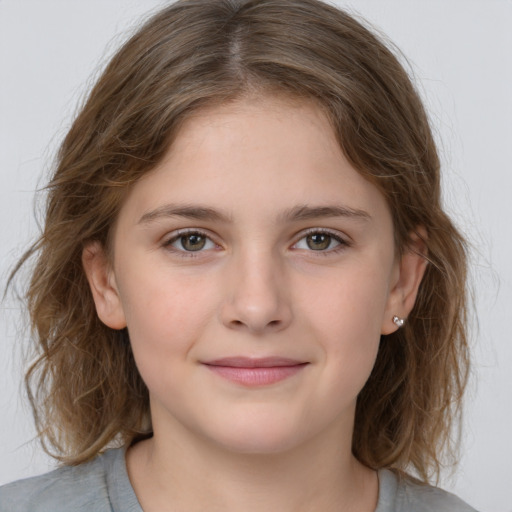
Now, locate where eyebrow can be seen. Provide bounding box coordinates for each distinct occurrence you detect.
[138,204,232,224]
[277,204,371,223]
[138,203,371,225]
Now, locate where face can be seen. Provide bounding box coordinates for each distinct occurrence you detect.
[84,96,425,455]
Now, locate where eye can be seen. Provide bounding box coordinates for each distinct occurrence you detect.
[293,230,346,252]
[165,231,217,252]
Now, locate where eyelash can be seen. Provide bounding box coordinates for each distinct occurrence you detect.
[294,228,350,256]
[162,228,350,258]
[162,229,220,258]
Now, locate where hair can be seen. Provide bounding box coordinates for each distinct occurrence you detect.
[11,0,469,482]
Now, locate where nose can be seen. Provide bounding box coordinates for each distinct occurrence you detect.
[219,248,293,335]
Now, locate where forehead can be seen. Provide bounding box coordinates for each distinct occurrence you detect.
[170,95,338,165]
[118,95,391,228]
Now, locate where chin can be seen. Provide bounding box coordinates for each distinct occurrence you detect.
[216,433,304,456]
[201,414,311,456]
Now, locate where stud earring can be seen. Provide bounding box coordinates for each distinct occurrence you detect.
[393,315,405,328]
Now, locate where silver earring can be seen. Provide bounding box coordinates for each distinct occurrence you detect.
[393,315,405,328]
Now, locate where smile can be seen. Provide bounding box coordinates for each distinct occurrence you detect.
[202,357,309,387]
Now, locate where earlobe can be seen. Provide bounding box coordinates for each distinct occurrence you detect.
[381,229,428,335]
[82,242,127,330]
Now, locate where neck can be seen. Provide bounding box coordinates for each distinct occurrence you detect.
[126,417,378,512]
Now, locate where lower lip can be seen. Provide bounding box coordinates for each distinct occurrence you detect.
[204,364,308,387]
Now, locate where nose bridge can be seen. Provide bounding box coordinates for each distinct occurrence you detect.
[220,242,292,333]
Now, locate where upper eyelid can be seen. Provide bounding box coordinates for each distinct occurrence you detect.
[294,227,349,243]
[298,227,344,236]
[163,228,218,243]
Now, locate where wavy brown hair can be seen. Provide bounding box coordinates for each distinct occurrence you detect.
[11,0,469,482]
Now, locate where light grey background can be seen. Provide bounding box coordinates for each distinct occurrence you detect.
[1,1,511,511]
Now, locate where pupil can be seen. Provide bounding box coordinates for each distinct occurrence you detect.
[181,234,206,251]
[307,233,330,250]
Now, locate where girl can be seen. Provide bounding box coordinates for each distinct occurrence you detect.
[1,0,477,510]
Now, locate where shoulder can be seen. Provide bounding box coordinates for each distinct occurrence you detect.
[0,449,124,512]
[377,469,479,512]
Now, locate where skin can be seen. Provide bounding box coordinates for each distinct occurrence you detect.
[83,96,427,512]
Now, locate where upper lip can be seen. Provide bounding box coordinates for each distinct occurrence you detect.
[203,357,307,368]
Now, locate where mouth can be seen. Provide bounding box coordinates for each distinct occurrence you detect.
[202,357,309,387]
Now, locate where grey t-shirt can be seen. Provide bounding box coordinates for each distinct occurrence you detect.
[0,448,477,511]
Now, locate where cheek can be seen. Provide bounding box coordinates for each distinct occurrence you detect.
[304,262,391,340]
[116,269,218,380]
[299,264,390,394]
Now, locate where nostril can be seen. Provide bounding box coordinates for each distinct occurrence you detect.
[228,319,282,331]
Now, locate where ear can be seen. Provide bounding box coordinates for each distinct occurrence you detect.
[82,241,127,330]
[381,228,428,335]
